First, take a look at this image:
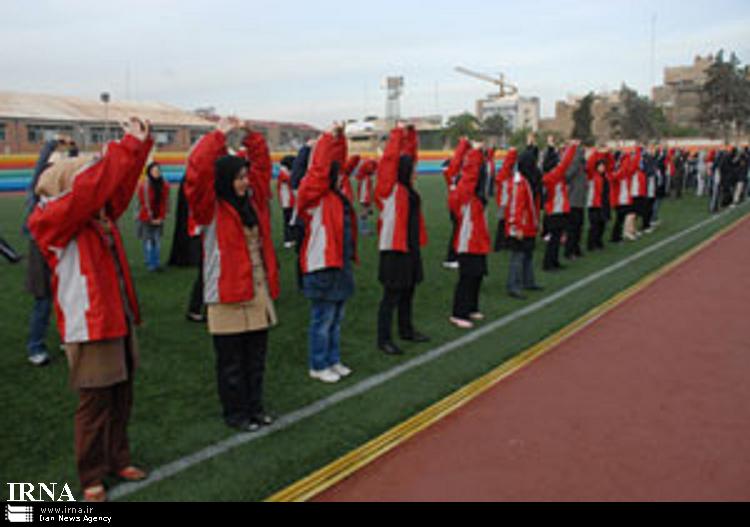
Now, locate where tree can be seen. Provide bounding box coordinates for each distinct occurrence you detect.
[480,114,511,147]
[571,92,596,146]
[444,113,481,146]
[606,84,665,143]
[700,50,750,142]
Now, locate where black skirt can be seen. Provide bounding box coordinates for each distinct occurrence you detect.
[379,250,423,290]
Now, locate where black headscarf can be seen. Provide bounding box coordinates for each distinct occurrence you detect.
[475,162,488,205]
[280,155,295,171]
[146,162,163,216]
[215,155,258,228]
[398,155,414,188]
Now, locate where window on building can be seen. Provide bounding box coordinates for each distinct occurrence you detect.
[190,129,210,145]
[27,124,74,143]
[88,127,124,144]
[0,123,6,141]
[152,128,178,146]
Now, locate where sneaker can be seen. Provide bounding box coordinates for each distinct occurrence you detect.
[331,363,352,378]
[252,413,275,427]
[28,352,50,367]
[469,312,485,321]
[186,312,206,323]
[283,241,296,249]
[449,317,474,329]
[309,368,340,383]
[442,261,459,270]
[117,466,148,481]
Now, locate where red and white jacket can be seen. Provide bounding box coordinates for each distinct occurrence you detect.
[450,140,490,255]
[586,150,613,209]
[29,134,153,343]
[609,152,636,207]
[276,165,295,209]
[495,148,518,218]
[136,177,170,222]
[629,148,647,198]
[356,159,377,206]
[506,172,539,239]
[184,130,280,304]
[541,144,577,215]
[375,127,428,253]
[296,132,359,273]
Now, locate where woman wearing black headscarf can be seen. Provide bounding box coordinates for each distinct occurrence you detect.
[184,117,280,431]
[374,125,429,356]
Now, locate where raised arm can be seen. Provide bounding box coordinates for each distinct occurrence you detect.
[495,148,517,206]
[30,132,147,251]
[242,131,273,208]
[543,142,578,185]
[107,131,154,220]
[375,127,403,200]
[455,147,484,203]
[297,132,335,212]
[444,138,471,186]
[184,129,228,225]
[401,125,419,166]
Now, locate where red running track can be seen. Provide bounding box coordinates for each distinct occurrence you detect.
[316,216,750,501]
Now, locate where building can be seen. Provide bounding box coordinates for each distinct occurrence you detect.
[476,95,540,132]
[0,91,320,154]
[652,55,713,131]
[345,115,445,152]
[539,92,622,144]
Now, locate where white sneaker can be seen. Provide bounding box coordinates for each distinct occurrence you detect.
[331,363,352,378]
[309,368,340,383]
[283,241,296,249]
[442,261,459,270]
[28,353,50,366]
[449,317,474,329]
[469,312,485,321]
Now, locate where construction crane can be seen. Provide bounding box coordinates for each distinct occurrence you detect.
[454,66,518,99]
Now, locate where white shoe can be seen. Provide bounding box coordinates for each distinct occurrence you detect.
[442,261,459,270]
[449,317,474,329]
[644,228,654,234]
[283,241,296,249]
[624,233,637,241]
[331,363,352,378]
[28,353,50,366]
[309,368,340,383]
[469,312,485,321]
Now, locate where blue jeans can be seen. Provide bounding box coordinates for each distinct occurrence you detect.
[507,249,535,293]
[308,300,346,371]
[142,229,161,271]
[27,297,51,357]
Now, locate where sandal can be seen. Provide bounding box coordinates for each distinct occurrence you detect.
[83,485,106,502]
[117,466,148,481]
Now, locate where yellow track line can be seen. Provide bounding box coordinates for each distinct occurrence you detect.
[266,212,749,502]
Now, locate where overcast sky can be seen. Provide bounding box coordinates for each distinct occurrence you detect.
[2,0,749,127]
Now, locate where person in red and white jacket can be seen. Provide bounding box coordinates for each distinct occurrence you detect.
[136,162,169,271]
[449,137,491,329]
[494,147,518,252]
[184,117,279,432]
[505,147,544,299]
[339,154,360,203]
[441,138,471,269]
[356,158,377,235]
[585,149,612,251]
[296,125,359,384]
[608,150,637,242]
[277,155,296,248]
[374,124,429,355]
[541,142,578,271]
[28,117,153,502]
[629,146,648,236]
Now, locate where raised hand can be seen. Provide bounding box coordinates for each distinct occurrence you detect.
[122,117,149,142]
[217,116,241,135]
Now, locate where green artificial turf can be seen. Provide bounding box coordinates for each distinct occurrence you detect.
[0,179,746,501]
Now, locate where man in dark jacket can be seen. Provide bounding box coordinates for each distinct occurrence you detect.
[564,148,586,259]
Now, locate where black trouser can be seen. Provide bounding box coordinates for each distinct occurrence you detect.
[611,206,628,242]
[587,208,605,250]
[543,214,567,269]
[282,208,293,244]
[644,198,655,230]
[188,256,204,315]
[452,273,483,320]
[672,175,684,198]
[212,330,268,426]
[494,218,507,252]
[446,213,458,263]
[564,207,584,258]
[633,197,649,231]
[377,286,415,345]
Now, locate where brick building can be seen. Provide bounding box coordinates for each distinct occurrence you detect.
[0,91,320,154]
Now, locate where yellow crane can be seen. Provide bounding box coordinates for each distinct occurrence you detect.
[454,67,519,99]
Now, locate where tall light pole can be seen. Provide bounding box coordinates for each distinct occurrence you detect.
[100,92,110,145]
